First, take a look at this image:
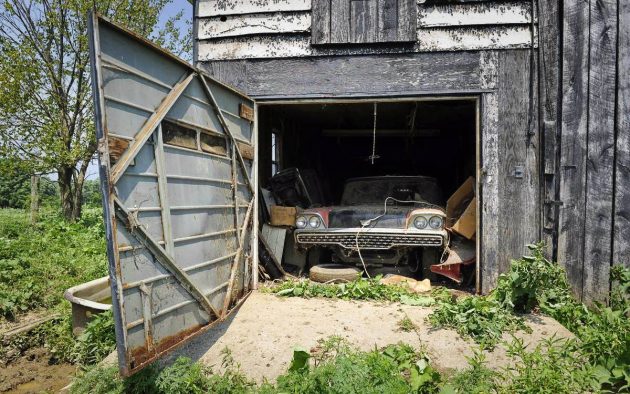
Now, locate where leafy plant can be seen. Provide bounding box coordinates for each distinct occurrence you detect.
[429,295,530,349]
[0,208,107,319]
[265,276,436,306]
[70,365,124,394]
[155,357,211,394]
[73,310,116,366]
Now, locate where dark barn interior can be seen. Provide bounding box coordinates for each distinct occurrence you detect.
[258,99,477,206]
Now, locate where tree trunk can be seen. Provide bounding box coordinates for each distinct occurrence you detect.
[30,175,40,225]
[58,167,77,222]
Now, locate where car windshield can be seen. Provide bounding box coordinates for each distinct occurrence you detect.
[340,177,442,206]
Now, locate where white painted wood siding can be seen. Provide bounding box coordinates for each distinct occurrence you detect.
[196,0,536,60]
[199,12,310,39]
[198,25,534,60]
[418,2,532,27]
[199,0,311,17]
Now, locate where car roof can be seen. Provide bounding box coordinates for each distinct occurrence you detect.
[344,175,438,183]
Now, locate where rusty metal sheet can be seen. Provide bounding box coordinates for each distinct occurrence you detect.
[88,14,255,376]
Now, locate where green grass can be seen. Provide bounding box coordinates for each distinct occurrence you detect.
[0,207,111,365]
[0,207,108,318]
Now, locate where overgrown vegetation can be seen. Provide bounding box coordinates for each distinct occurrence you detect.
[71,338,442,394]
[263,244,630,392]
[0,207,107,318]
[0,207,112,367]
[263,276,436,306]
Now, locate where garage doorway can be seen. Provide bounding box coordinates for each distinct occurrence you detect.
[256,98,480,290]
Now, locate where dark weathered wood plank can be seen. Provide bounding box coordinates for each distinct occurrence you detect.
[331,0,350,43]
[397,0,416,41]
[198,61,247,92]
[312,0,331,44]
[537,0,561,259]
[495,50,539,279]
[557,0,590,300]
[350,0,377,43]
[480,50,499,294]
[614,0,630,269]
[377,0,398,42]
[582,0,617,303]
[245,52,482,97]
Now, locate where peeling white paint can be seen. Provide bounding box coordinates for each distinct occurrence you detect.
[197,26,534,61]
[418,2,532,27]
[199,12,311,39]
[198,0,311,17]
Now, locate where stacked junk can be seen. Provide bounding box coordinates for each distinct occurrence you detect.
[258,168,477,286]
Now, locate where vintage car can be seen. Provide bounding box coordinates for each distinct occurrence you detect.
[294,176,447,275]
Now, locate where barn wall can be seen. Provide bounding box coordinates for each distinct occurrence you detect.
[540,0,630,303]
[195,0,536,61]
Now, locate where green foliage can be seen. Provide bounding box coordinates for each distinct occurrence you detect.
[493,244,575,314]
[442,351,497,394]
[73,310,116,366]
[155,357,212,394]
[0,0,190,220]
[428,295,530,349]
[497,336,596,394]
[70,365,124,394]
[0,166,30,209]
[397,316,416,332]
[265,276,436,306]
[269,337,440,394]
[71,340,442,394]
[0,208,107,319]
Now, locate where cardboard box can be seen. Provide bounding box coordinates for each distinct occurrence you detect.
[451,197,476,240]
[446,176,475,227]
[270,206,297,227]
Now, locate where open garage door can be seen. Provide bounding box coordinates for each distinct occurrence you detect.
[88,14,256,376]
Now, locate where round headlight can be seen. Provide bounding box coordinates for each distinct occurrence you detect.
[429,216,444,229]
[413,216,428,229]
[308,216,321,228]
[296,216,307,228]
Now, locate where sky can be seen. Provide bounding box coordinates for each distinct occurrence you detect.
[85,0,193,180]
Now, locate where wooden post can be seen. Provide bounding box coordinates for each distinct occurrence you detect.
[30,175,40,225]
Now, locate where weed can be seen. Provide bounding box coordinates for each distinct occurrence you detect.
[397,316,416,332]
[0,208,107,319]
[265,276,436,306]
[70,365,124,394]
[441,351,497,394]
[73,309,116,366]
[428,295,530,349]
[155,357,212,394]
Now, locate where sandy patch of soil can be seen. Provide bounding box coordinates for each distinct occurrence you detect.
[163,291,573,382]
[0,347,75,393]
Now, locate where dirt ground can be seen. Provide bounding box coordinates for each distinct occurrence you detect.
[159,291,573,382]
[0,347,75,393]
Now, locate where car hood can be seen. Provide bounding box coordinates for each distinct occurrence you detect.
[311,204,444,229]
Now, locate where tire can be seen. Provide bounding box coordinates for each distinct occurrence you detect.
[309,264,361,283]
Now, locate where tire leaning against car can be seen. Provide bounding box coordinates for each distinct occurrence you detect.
[309,264,361,283]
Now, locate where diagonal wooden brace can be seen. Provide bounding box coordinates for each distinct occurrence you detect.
[113,198,220,319]
[110,72,194,184]
[198,73,254,194]
[221,198,255,317]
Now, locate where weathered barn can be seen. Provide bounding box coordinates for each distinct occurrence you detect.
[193,0,629,302]
[87,0,628,376]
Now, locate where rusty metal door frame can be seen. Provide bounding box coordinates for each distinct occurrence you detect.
[254,95,482,293]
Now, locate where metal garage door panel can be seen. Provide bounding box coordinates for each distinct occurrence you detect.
[88,14,256,376]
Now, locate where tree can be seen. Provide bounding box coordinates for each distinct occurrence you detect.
[0,0,190,221]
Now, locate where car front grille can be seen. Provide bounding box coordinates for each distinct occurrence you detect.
[295,232,443,250]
